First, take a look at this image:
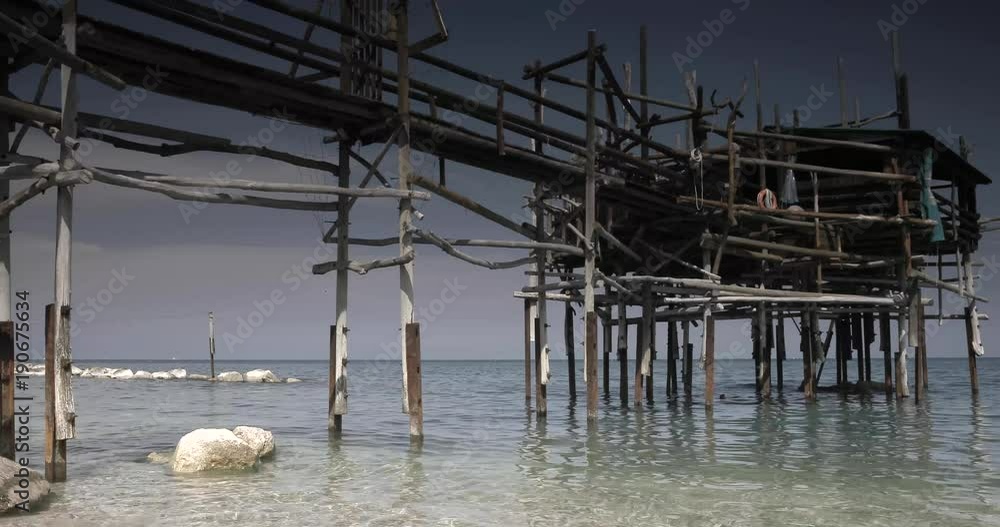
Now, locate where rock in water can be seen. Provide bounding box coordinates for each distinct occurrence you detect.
[168,369,188,380]
[111,369,135,380]
[133,370,153,380]
[0,457,50,513]
[188,374,210,381]
[286,378,303,383]
[151,371,174,380]
[171,429,259,473]
[216,371,244,382]
[71,365,83,376]
[147,452,172,464]
[232,426,275,459]
[244,369,279,383]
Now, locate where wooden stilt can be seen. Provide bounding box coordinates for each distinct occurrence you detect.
[853,314,864,384]
[585,312,598,419]
[962,251,980,395]
[880,312,893,395]
[760,308,771,398]
[602,302,611,397]
[0,322,12,459]
[703,249,716,408]
[524,299,532,403]
[534,318,547,416]
[404,323,423,439]
[775,312,785,391]
[863,313,874,383]
[895,316,910,399]
[834,316,844,387]
[584,29,599,421]
[964,307,980,396]
[564,299,577,399]
[646,317,655,404]
[617,297,628,405]
[635,283,651,407]
[331,137,351,430]
[44,304,66,482]
[682,320,693,397]
[802,310,817,401]
[397,0,416,417]
[208,312,216,380]
[915,298,926,402]
[667,320,678,397]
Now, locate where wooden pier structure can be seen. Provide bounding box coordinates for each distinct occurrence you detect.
[0,0,991,481]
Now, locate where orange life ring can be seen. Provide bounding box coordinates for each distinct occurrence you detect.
[757,188,777,209]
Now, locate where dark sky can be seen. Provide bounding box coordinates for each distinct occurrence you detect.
[10,0,1000,361]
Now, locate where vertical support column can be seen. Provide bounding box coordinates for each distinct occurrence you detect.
[330,0,354,434]
[890,32,911,130]
[208,312,216,380]
[50,0,79,480]
[915,299,926,402]
[532,59,549,417]
[635,284,651,407]
[0,322,12,459]
[863,313,874,384]
[646,316,655,404]
[880,312,893,394]
[834,316,845,387]
[44,304,65,481]
[963,250,980,396]
[564,299,576,399]
[666,320,677,398]
[616,296,628,405]
[583,29,599,421]
[534,318,547,416]
[396,0,420,437]
[759,308,771,398]
[602,300,611,398]
[775,312,785,391]
[802,310,817,401]
[404,323,422,439]
[703,249,716,408]
[682,320,693,397]
[0,58,10,327]
[524,299,532,404]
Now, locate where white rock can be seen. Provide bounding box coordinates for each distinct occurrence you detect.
[285,378,302,383]
[87,367,116,378]
[188,374,210,381]
[71,366,83,376]
[215,371,244,382]
[28,363,45,373]
[0,457,50,512]
[232,426,275,459]
[147,451,172,465]
[171,429,259,473]
[168,368,188,380]
[111,369,135,380]
[151,371,174,380]
[132,370,153,380]
[245,369,279,383]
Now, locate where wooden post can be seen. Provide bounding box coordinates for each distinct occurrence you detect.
[895,318,909,399]
[703,249,716,408]
[0,322,12,459]
[396,0,416,416]
[534,317,547,416]
[44,304,66,481]
[863,313,874,384]
[564,299,576,399]
[667,320,678,397]
[775,312,785,391]
[208,312,216,380]
[584,29,599,421]
[834,316,844,387]
[759,308,771,398]
[524,299,532,403]
[961,250,980,395]
[915,296,926,402]
[602,300,611,397]
[51,0,78,469]
[405,323,422,439]
[837,57,848,127]
[802,311,816,401]
[635,283,651,407]
[890,32,911,129]
[647,317,655,404]
[682,320,693,397]
[880,312,893,395]
[965,307,980,396]
[853,314,864,384]
[617,296,628,405]
[329,0,353,434]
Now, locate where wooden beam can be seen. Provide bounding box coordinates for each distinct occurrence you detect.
[405,323,423,439]
[412,175,535,239]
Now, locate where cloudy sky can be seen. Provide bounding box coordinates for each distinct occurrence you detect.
[8,0,1000,361]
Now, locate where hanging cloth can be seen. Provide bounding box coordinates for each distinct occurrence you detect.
[919,148,946,243]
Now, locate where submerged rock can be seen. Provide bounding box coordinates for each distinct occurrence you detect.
[188,374,210,381]
[110,369,135,380]
[151,371,174,380]
[232,426,275,459]
[244,369,279,383]
[132,370,153,380]
[171,429,259,473]
[168,369,188,380]
[146,452,172,465]
[216,371,244,382]
[285,378,302,384]
[0,456,50,513]
[71,366,83,376]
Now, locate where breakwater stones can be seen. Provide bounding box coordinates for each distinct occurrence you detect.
[23,365,301,383]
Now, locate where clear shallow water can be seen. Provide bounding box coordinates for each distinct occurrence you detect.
[6,358,999,526]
